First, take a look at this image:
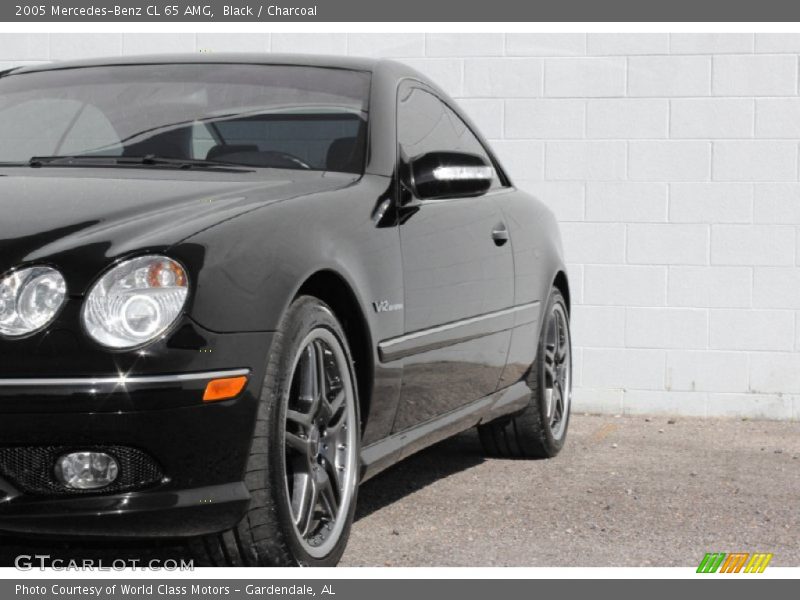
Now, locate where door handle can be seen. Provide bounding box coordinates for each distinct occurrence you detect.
[492,223,509,246]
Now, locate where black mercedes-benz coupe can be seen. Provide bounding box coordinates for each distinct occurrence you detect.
[0,54,572,566]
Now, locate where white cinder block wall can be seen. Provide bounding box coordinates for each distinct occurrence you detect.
[2,32,799,420]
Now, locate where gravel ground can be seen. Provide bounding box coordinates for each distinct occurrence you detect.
[341,414,800,567]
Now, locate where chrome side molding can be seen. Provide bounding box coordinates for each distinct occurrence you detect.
[378,301,540,362]
[0,368,251,387]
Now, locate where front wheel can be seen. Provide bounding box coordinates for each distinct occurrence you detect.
[478,287,572,459]
[192,296,360,566]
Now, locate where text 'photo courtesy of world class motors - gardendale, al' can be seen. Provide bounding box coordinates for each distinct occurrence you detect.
[0,28,796,574]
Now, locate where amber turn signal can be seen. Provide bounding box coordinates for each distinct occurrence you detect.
[203,376,248,402]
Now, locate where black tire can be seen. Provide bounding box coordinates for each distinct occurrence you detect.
[478,287,572,459]
[191,296,360,566]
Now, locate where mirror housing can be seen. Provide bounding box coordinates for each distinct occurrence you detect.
[410,151,494,200]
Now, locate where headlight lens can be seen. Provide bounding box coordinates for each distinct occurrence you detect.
[0,266,67,338]
[82,255,188,349]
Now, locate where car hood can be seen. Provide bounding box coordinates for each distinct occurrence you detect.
[0,167,357,293]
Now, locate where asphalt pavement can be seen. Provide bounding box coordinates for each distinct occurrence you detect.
[341,413,800,567]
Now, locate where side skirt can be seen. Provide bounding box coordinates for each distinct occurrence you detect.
[359,379,531,482]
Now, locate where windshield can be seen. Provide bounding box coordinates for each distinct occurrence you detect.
[0,63,371,174]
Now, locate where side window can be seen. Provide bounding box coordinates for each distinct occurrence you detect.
[397,86,504,189]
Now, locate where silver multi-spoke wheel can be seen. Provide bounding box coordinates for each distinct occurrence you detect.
[543,302,571,440]
[283,328,358,558]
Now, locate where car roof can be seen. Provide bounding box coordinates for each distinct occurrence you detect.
[8,53,405,75]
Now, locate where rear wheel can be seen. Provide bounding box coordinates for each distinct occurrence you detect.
[191,296,360,566]
[478,287,571,459]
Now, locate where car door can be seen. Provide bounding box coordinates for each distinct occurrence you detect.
[388,83,515,432]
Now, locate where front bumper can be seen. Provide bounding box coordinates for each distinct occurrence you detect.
[0,327,274,539]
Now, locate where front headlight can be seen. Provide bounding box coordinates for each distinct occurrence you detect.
[0,266,67,338]
[82,255,189,349]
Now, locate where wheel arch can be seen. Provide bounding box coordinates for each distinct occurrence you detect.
[294,269,374,433]
[553,270,571,315]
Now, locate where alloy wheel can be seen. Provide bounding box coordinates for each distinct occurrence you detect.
[283,327,358,558]
[543,302,571,440]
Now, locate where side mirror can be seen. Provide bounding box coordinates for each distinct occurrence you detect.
[410,151,494,200]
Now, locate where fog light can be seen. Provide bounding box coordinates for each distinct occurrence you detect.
[54,452,119,490]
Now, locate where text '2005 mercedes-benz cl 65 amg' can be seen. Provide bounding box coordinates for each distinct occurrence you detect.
[0,54,572,566]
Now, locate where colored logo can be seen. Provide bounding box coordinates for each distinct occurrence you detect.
[697,552,773,573]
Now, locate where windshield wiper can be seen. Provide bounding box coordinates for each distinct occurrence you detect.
[120,155,256,172]
[29,155,115,167]
[28,154,255,172]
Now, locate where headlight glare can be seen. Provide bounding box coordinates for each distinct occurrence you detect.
[82,256,188,349]
[0,266,67,338]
